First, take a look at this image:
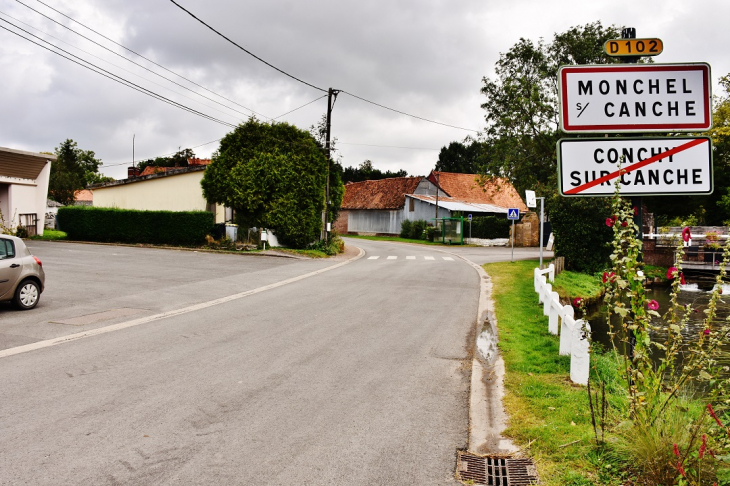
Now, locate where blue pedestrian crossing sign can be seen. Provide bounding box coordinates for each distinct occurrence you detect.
[507,208,520,220]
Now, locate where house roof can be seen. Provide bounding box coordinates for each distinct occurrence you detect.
[0,146,55,181]
[74,189,93,202]
[187,158,211,166]
[407,194,510,214]
[89,164,207,190]
[139,166,175,177]
[341,177,423,210]
[428,171,527,212]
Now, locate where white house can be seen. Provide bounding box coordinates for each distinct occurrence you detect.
[0,147,54,236]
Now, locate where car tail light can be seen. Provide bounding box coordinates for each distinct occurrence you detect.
[33,256,42,267]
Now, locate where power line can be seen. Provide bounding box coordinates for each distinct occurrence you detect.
[0,10,247,125]
[339,91,479,133]
[16,0,270,120]
[0,21,237,129]
[166,1,479,133]
[168,0,327,93]
[337,142,440,151]
[273,95,327,120]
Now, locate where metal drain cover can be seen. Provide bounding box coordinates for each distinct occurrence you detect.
[456,451,538,485]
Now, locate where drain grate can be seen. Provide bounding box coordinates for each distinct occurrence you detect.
[456,451,538,485]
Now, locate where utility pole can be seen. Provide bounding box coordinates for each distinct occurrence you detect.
[323,87,339,241]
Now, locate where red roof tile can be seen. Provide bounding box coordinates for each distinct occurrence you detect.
[428,171,527,212]
[187,158,211,166]
[341,177,423,210]
[73,189,93,202]
[139,166,175,177]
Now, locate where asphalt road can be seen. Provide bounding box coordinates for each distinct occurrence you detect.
[0,239,514,485]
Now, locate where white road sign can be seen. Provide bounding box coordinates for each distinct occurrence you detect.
[558,63,711,133]
[557,136,713,196]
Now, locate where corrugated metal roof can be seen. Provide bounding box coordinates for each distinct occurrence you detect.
[408,194,509,213]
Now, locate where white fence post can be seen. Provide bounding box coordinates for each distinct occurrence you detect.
[559,306,574,356]
[542,284,552,316]
[538,276,547,304]
[548,292,560,335]
[548,263,555,282]
[570,320,591,385]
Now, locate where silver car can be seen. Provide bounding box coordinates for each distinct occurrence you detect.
[0,235,45,310]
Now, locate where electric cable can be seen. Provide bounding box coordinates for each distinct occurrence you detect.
[273,95,327,120]
[0,21,237,128]
[16,0,270,120]
[166,1,478,132]
[0,10,249,125]
[337,142,440,151]
[168,0,327,93]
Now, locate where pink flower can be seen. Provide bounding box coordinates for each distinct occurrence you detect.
[700,434,707,458]
[621,221,628,227]
[633,206,638,216]
[572,297,583,308]
[647,300,659,311]
[667,267,678,280]
[681,273,686,286]
[673,443,680,457]
[708,403,724,427]
[677,462,686,478]
[602,272,616,283]
[704,329,711,336]
[682,226,692,242]
[605,218,614,227]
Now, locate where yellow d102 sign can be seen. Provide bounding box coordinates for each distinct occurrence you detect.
[605,38,663,57]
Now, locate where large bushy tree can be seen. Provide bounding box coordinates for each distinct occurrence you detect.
[202,119,341,248]
[435,137,484,174]
[480,22,623,271]
[49,139,108,205]
[341,160,408,184]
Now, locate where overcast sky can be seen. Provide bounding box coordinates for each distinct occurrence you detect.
[1,0,728,180]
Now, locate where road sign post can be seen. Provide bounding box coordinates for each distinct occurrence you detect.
[468,213,472,239]
[507,208,520,263]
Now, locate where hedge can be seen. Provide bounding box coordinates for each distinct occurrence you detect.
[57,206,214,246]
[469,215,511,239]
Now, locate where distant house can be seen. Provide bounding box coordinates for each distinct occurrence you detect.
[334,171,527,235]
[90,159,228,223]
[0,146,54,236]
[73,189,94,206]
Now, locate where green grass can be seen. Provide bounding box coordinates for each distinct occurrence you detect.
[483,260,626,485]
[643,264,669,283]
[274,248,329,258]
[344,234,469,246]
[552,270,603,301]
[29,229,67,240]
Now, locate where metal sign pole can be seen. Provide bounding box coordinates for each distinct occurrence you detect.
[511,219,515,262]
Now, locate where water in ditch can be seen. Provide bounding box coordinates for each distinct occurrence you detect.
[586,284,730,382]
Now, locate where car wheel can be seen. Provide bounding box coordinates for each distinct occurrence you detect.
[14,280,40,310]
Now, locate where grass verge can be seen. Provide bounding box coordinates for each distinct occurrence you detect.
[483,260,626,486]
[29,229,67,240]
[552,270,603,303]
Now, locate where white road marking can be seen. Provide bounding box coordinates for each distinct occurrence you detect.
[368,256,380,260]
[443,257,454,261]
[387,256,397,260]
[406,256,416,260]
[424,256,435,260]
[0,248,366,360]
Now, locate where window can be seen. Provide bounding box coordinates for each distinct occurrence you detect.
[409,198,414,212]
[0,239,15,259]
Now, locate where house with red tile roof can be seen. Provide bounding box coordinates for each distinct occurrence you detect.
[333,172,527,235]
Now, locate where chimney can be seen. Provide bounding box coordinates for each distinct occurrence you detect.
[128,166,140,178]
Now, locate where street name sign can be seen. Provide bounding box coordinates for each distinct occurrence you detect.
[557,136,713,196]
[525,190,536,208]
[507,208,520,220]
[558,63,711,133]
[604,38,663,57]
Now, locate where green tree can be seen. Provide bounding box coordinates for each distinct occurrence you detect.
[49,139,105,205]
[201,119,333,248]
[137,148,196,172]
[480,21,622,195]
[435,137,484,173]
[341,160,408,183]
[479,22,623,270]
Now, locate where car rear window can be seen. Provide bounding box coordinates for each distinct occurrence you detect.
[0,239,15,259]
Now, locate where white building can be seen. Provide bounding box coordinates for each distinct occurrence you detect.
[0,147,54,236]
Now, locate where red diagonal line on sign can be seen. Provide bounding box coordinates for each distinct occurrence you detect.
[564,138,707,195]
